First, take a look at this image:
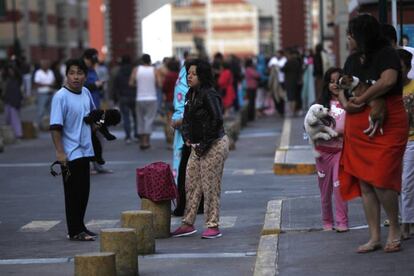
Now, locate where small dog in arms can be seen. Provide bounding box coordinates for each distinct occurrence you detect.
[337,75,384,137]
[304,104,338,157]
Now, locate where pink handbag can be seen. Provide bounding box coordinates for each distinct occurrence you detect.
[136,162,178,202]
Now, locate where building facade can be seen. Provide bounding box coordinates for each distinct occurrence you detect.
[170,0,259,58]
[0,0,89,63]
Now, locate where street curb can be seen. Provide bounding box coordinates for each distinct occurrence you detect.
[253,234,279,276]
[273,117,316,175]
[261,200,282,235]
[254,200,282,276]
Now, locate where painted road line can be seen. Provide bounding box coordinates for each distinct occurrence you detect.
[232,169,255,176]
[142,252,256,259]
[0,252,256,265]
[0,161,141,168]
[170,216,237,229]
[279,118,291,148]
[255,170,274,175]
[224,190,243,194]
[262,200,282,235]
[85,219,119,230]
[254,234,279,276]
[19,220,60,232]
[220,216,237,228]
[350,225,369,230]
[0,258,72,265]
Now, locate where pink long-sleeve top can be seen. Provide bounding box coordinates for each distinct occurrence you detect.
[245,67,260,89]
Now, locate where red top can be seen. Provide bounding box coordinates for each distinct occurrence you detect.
[162,71,179,103]
[218,69,236,109]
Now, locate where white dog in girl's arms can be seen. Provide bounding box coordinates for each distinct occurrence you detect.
[304,104,338,157]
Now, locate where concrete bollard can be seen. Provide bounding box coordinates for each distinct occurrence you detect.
[21,121,37,139]
[141,198,171,238]
[74,252,116,276]
[0,125,16,144]
[121,210,155,255]
[100,228,138,276]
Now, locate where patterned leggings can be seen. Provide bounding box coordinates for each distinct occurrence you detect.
[182,135,229,228]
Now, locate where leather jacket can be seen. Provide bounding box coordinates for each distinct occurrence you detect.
[182,86,225,157]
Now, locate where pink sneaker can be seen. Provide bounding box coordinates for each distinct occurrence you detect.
[171,225,197,237]
[201,228,222,239]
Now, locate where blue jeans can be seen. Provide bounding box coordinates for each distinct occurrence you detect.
[120,100,137,139]
[37,93,52,124]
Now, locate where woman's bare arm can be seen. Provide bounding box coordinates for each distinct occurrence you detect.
[129,67,137,87]
[351,68,398,105]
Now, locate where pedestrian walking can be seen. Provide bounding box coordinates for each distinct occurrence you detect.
[244,58,260,121]
[171,61,190,216]
[162,58,180,147]
[282,48,302,117]
[33,59,55,128]
[113,55,138,144]
[49,59,96,241]
[2,65,23,138]
[338,14,408,253]
[398,48,414,239]
[171,59,229,239]
[315,67,348,232]
[83,48,112,174]
[129,54,158,150]
[218,61,236,117]
[301,49,316,111]
[268,50,287,117]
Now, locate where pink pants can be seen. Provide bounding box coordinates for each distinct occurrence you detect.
[315,148,348,228]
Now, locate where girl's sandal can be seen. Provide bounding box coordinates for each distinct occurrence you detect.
[70,231,95,241]
[384,239,401,253]
[356,243,382,253]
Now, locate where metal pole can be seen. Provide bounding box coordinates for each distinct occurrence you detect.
[11,0,20,57]
[319,0,324,43]
[399,0,404,46]
[391,0,397,29]
[379,0,388,23]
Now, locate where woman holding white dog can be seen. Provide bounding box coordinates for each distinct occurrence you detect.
[315,67,349,232]
[339,14,408,253]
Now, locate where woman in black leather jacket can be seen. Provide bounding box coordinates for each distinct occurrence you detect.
[171,59,229,239]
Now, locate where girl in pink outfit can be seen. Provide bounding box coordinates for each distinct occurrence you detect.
[315,67,349,232]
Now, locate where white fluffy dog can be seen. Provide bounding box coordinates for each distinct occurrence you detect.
[304,104,338,157]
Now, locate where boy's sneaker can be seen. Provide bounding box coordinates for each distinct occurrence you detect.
[201,228,222,239]
[171,225,197,237]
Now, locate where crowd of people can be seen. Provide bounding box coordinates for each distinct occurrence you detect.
[2,13,414,252]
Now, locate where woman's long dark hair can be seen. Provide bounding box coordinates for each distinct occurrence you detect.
[185,58,214,89]
[318,67,343,109]
[347,13,389,66]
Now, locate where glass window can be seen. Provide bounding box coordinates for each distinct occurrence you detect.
[175,21,191,33]
[0,0,6,18]
[175,47,192,59]
[174,0,192,7]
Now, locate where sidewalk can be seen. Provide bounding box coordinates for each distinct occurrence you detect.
[273,116,315,175]
[256,114,414,276]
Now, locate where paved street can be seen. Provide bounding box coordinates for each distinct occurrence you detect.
[0,109,284,275]
[2,111,414,275]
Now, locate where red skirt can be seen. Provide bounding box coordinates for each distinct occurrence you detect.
[339,95,408,200]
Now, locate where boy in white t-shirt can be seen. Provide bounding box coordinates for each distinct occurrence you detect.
[50,59,96,241]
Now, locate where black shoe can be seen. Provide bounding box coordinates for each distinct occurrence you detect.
[69,231,95,241]
[84,229,98,237]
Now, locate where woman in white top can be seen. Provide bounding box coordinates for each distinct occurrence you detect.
[129,54,158,149]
